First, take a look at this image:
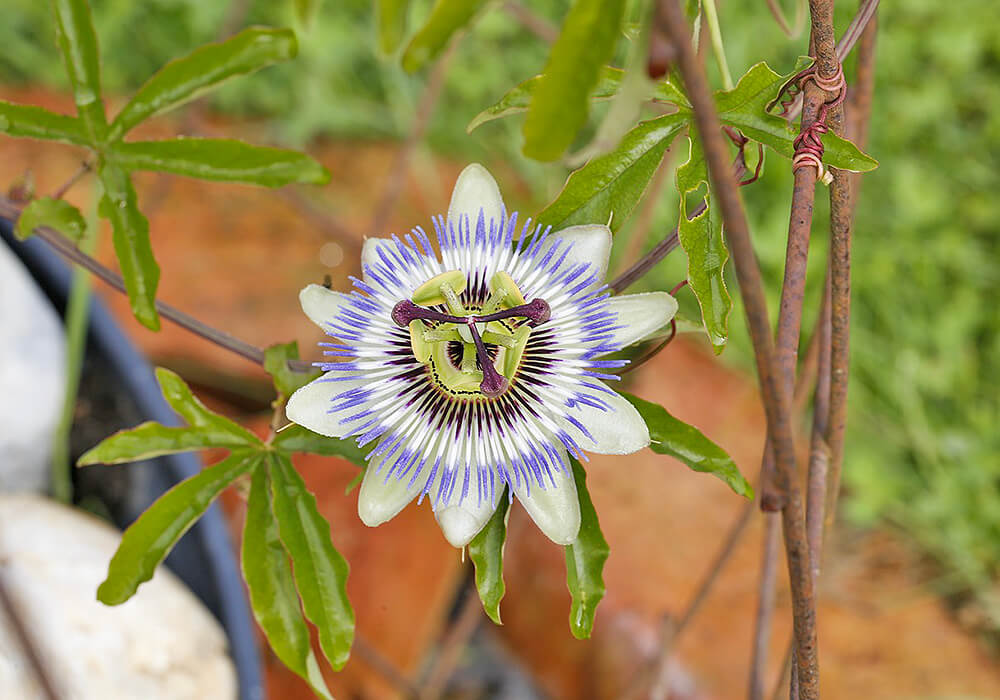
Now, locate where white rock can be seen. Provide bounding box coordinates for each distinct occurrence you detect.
[0,495,237,700]
[0,243,66,493]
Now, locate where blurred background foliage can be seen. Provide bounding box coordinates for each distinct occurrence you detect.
[2,0,997,633]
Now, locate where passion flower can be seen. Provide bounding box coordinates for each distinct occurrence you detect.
[287,164,677,546]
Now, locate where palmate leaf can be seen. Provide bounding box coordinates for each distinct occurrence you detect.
[716,59,878,172]
[96,161,161,329]
[14,197,86,242]
[108,27,298,141]
[109,138,330,188]
[623,393,752,497]
[401,0,488,73]
[564,458,609,639]
[269,452,355,671]
[0,101,88,146]
[79,368,260,465]
[468,492,510,625]
[273,425,368,466]
[51,0,107,143]
[537,113,687,233]
[522,0,627,161]
[97,450,260,605]
[675,134,731,352]
[243,464,333,700]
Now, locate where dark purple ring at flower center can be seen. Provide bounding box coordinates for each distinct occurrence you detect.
[390,297,551,397]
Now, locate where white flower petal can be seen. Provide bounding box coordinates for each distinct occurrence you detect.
[285,372,369,438]
[299,284,351,330]
[434,466,498,547]
[606,292,679,348]
[540,224,613,282]
[558,390,650,455]
[511,448,581,545]
[447,163,504,233]
[360,236,391,281]
[357,453,429,527]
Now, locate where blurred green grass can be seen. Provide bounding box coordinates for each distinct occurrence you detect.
[2,0,996,635]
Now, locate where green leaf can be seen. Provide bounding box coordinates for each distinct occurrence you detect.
[269,452,355,670]
[154,367,261,443]
[243,465,334,700]
[401,0,487,72]
[78,422,254,465]
[97,451,258,605]
[522,0,627,161]
[15,197,86,242]
[264,342,321,404]
[564,458,609,640]
[468,68,688,133]
[273,425,367,467]
[51,0,107,143]
[717,60,878,172]
[468,492,510,625]
[376,0,410,55]
[96,161,160,329]
[675,135,732,352]
[0,100,88,146]
[623,392,752,497]
[109,139,329,188]
[108,28,298,141]
[537,113,686,233]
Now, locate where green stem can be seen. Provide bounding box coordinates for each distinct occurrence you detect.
[701,0,734,90]
[50,195,99,503]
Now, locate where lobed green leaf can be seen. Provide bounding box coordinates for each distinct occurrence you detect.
[717,60,878,172]
[623,393,752,497]
[14,196,86,242]
[376,0,411,55]
[78,422,253,465]
[96,161,160,329]
[51,0,107,144]
[269,453,355,670]
[564,458,609,639]
[154,367,261,444]
[522,0,627,161]
[109,138,329,188]
[537,113,687,233]
[675,135,732,352]
[401,0,487,73]
[97,451,259,605]
[243,465,334,700]
[0,100,88,146]
[108,28,298,141]
[273,425,367,467]
[468,492,510,625]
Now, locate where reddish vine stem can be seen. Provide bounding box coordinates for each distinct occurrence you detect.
[656,3,818,698]
[748,511,781,700]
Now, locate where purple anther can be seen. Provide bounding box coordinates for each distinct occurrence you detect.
[476,298,551,326]
[392,300,464,327]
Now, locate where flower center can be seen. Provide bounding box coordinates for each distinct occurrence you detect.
[391,270,550,398]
